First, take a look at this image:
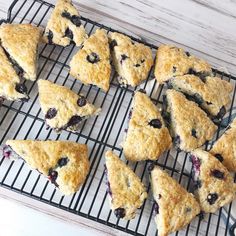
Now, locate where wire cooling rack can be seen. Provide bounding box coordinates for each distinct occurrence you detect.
[0,0,236,235]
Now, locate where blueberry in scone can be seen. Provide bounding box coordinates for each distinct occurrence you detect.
[38,79,101,132]
[168,74,233,121]
[164,89,217,152]
[70,29,111,91]
[150,166,200,236]
[5,140,90,195]
[210,118,236,172]
[0,24,42,81]
[104,151,147,220]
[154,45,212,83]
[109,32,153,87]
[44,0,87,46]
[122,91,172,161]
[190,149,236,213]
[0,46,29,103]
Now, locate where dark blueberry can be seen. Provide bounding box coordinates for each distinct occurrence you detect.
[71,15,81,27]
[48,168,58,183]
[3,145,11,158]
[86,52,100,64]
[120,54,128,64]
[149,119,162,129]
[134,63,141,67]
[77,96,87,107]
[191,129,197,138]
[214,154,224,162]
[194,180,202,189]
[138,89,146,94]
[65,27,73,40]
[211,169,224,179]
[61,11,71,19]
[206,101,213,105]
[153,201,159,215]
[198,211,204,220]
[173,135,181,147]
[67,115,82,127]
[191,155,201,173]
[185,207,192,213]
[47,30,53,44]
[188,68,196,75]
[172,66,177,73]
[141,59,145,63]
[58,157,69,167]
[216,106,226,120]
[158,194,162,199]
[166,81,173,89]
[15,83,27,94]
[114,208,125,218]
[45,108,57,119]
[109,39,117,51]
[185,51,191,57]
[207,193,218,205]
[147,162,155,172]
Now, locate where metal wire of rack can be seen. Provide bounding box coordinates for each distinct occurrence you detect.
[0,0,236,235]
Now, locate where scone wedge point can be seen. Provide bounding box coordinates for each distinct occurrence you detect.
[5,140,90,195]
[105,151,147,220]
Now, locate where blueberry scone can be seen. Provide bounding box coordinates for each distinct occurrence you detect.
[122,91,172,161]
[210,118,236,172]
[104,151,147,220]
[44,0,87,46]
[70,29,111,91]
[154,45,212,83]
[168,74,232,121]
[109,32,153,87]
[38,79,101,132]
[190,149,236,213]
[0,46,29,103]
[0,23,42,81]
[150,166,200,236]
[163,90,217,152]
[5,140,89,195]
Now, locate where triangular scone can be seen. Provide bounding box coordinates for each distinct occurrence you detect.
[109,32,153,87]
[105,151,147,220]
[6,140,89,195]
[190,149,236,213]
[150,166,200,236]
[154,45,212,83]
[210,118,236,171]
[168,74,232,120]
[38,80,101,132]
[44,0,87,46]
[0,46,29,102]
[164,90,217,152]
[70,29,111,91]
[122,91,172,161]
[0,24,42,81]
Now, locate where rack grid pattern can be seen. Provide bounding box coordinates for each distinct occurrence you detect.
[0,0,236,235]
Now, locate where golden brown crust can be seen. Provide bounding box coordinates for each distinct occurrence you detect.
[0,46,28,101]
[6,140,90,195]
[169,74,233,117]
[165,89,217,152]
[38,79,101,132]
[105,151,147,220]
[154,45,212,83]
[44,0,87,46]
[70,29,111,91]
[191,149,236,213]
[151,167,200,236]
[210,119,236,171]
[109,32,153,87]
[0,23,42,81]
[122,91,172,161]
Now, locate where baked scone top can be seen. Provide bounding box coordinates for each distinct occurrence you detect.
[38,79,101,132]
[0,23,42,81]
[122,91,172,161]
[191,149,236,213]
[105,151,147,220]
[210,118,236,171]
[168,74,233,118]
[154,45,212,83]
[6,140,90,195]
[0,46,29,102]
[44,0,87,46]
[151,166,200,236]
[164,89,217,152]
[70,29,111,91]
[109,32,153,87]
